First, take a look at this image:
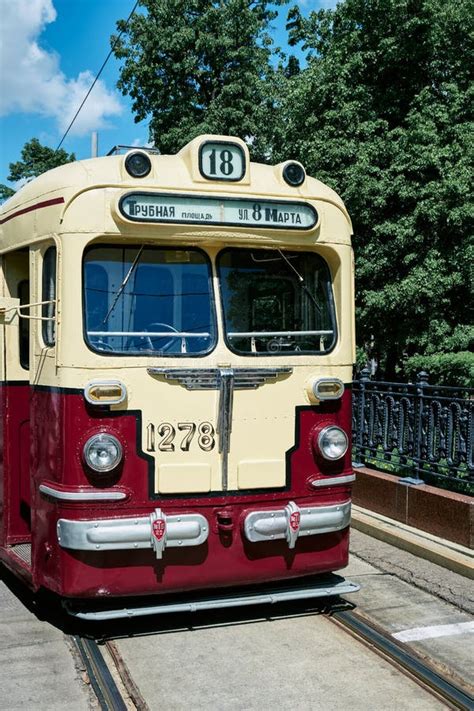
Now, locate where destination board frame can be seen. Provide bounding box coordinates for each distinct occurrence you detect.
[118,192,319,231]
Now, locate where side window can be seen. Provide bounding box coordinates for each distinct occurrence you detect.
[42,247,56,346]
[18,279,30,369]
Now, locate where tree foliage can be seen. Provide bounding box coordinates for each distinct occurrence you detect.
[276,0,473,381]
[113,0,473,384]
[112,0,286,158]
[0,138,75,202]
[405,351,474,388]
[0,184,15,202]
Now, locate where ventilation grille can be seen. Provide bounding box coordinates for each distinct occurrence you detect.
[11,543,32,566]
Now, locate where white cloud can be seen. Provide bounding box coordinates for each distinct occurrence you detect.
[0,0,122,135]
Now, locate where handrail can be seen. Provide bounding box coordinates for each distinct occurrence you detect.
[0,299,56,321]
[88,331,210,337]
[227,330,333,337]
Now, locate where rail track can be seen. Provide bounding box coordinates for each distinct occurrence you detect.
[329,609,474,711]
[73,636,149,711]
[73,602,474,711]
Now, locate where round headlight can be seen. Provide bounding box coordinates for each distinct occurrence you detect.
[124,151,151,178]
[83,433,123,473]
[282,162,306,187]
[317,426,348,461]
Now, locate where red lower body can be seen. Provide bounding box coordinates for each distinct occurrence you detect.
[55,513,350,599]
[0,384,353,600]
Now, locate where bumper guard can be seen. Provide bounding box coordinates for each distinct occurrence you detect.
[57,509,208,558]
[244,500,351,546]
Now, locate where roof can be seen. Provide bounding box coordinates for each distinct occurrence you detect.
[0,135,351,254]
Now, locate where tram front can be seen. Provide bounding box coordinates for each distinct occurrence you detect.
[33,135,357,613]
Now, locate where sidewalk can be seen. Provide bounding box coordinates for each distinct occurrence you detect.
[351,505,474,580]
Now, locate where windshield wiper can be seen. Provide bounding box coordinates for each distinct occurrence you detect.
[101,246,144,327]
[277,249,323,318]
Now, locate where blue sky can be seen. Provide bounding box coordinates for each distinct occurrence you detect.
[0,0,335,190]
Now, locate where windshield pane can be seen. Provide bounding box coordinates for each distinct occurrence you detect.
[84,246,216,356]
[217,249,336,355]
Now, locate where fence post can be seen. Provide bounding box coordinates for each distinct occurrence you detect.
[400,371,429,485]
[353,366,371,467]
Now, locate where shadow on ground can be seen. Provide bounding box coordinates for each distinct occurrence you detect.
[0,563,356,643]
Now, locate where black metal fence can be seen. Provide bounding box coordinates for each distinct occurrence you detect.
[352,369,474,492]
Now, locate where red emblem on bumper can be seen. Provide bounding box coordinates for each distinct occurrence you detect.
[152,519,166,541]
[289,511,300,531]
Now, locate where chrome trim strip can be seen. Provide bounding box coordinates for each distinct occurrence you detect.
[147,366,292,390]
[244,501,351,544]
[217,368,234,491]
[64,577,360,620]
[39,484,127,502]
[311,474,356,488]
[57,511,208,551]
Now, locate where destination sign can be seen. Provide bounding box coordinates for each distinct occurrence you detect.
[119,193,318,230]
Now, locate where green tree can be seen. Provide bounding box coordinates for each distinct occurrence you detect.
[0,184,15,202]
[112,0,286,158]
[275,0,473,382]
[0,138,75,202]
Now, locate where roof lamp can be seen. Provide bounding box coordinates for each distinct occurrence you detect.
[125,151,152,178]
[283,162,306,187]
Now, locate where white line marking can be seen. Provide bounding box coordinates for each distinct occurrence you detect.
[393,621,474,642]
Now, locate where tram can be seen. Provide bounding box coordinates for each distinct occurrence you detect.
[0,135,358,619]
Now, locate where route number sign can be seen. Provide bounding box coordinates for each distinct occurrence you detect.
[199,141,245,181]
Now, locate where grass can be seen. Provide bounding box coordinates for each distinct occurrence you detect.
[353,446,474,497]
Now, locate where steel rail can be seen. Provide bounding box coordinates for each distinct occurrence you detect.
[73,636,128,711]
[106,640,150,711]
[330,609,474,710]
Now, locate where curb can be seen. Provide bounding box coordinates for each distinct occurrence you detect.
[351,505,474,580]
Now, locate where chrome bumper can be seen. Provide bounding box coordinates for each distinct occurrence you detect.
[64,575,360,621]
[57,500,351,559]
[244,501,351,547]
[57,509,208,559]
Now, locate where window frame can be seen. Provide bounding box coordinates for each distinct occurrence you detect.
[216,247,338,357]
[82,243,218,358]
[42,246,57,347]
[18,278,30,370]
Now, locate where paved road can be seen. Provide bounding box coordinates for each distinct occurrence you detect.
[2,530,473,710]
[0,570,91,710]
[115,605,445,711]
[112,549,473,710]
[346,537,473,692]
[351,527,474,615]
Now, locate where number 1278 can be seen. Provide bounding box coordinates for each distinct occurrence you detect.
[146,421,216,452]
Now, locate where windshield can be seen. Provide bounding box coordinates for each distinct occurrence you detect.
[84,245,216,355]
[217,248,336,355]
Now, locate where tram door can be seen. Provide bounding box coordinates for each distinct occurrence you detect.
[0,249,31,543]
